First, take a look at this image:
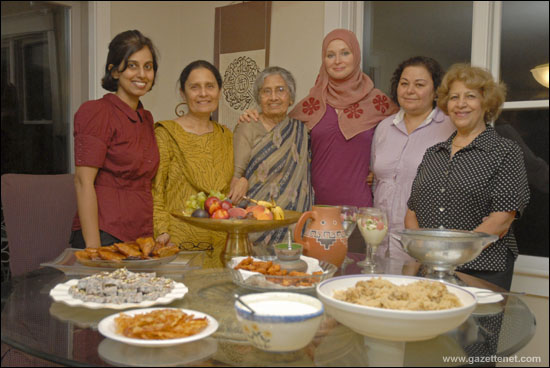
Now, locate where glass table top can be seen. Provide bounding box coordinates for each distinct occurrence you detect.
[1,256,537,367]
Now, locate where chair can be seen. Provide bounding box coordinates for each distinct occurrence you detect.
[1,174,76,277]
[1,342,63,367]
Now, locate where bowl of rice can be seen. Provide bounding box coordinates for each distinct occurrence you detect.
[316,274,476,342]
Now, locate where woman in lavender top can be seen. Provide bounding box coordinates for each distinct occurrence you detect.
[371,57,455,261]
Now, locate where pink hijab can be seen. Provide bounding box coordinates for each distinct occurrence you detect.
[289,29,398,140]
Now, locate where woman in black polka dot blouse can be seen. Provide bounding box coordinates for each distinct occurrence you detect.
[405,64,530,290]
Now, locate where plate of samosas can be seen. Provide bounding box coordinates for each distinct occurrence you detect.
[228,256,337,292]
[74,237,180,268]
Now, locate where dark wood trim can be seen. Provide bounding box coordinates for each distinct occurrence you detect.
[214,7,221,68]
[265,1,271,66]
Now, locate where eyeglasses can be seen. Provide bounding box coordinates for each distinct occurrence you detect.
[179,242,214,255]
[260,86,288,97]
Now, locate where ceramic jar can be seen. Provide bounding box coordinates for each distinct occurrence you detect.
[293,205,348,267]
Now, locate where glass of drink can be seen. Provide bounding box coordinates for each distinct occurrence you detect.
[356,207,388,273]
[339,205,358,266]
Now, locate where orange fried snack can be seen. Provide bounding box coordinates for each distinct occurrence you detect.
[151,241,165,257]
[75,237,181,263]
[101,245,118,252]
[136,237,156,257]
[157,244,180,258]
[115,309,209,340]
[234,257,323,287]
[114,243,143,258]
[98,248,126,262]
[83,248,98,256]
[74,250,91,261]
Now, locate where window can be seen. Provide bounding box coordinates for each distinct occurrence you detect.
[363,1,473,94]
[4,33,55,124]
[497,1,549,258]
[495,110,548,257]
[500,1,548,102]
[21,34,53,123]
[1,2,69,174]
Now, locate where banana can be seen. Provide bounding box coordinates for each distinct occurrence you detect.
[256,200,275,209]
[244,196,275,209]
[272,206,285,220]
[244,195,284,219]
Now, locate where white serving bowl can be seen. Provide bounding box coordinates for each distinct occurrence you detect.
[316,274,476,342]
[234,292,324,352]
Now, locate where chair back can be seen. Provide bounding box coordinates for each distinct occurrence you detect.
[1,174,76,277]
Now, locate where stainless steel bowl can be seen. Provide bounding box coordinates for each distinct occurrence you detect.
[394,229,498,281]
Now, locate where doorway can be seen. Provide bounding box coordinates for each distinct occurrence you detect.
[1,1,71,175]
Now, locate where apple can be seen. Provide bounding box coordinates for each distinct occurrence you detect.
[246,205,273,220]
[258,208,274,220]
[211,208,229,219]
[220,200,233,211]
[204,196,221,215]
[228,207,247,219]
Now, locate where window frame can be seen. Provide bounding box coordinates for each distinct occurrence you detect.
[2,30,58,126]
[19,33,56,125]
[472,1,548,110]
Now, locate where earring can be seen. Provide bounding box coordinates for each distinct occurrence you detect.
[175,102,187,117]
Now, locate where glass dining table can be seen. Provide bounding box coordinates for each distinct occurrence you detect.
[1,253,536,367]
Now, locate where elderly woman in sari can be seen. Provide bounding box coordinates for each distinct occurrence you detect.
[228,66,313,255]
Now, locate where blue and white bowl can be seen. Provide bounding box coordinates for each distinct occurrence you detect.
[234,292,324,351]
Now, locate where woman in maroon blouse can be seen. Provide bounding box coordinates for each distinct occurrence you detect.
[70,30,160,249]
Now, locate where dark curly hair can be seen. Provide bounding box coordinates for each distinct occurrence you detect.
[178,60,222,92]
[390,56,443,108]
[101,30,159,92]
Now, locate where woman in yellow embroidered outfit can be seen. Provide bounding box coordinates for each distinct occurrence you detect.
[152,60,233,268]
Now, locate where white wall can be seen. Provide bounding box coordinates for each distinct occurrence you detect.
[270,1,325,107]
[109,1,325,125]
[110,1,229,123]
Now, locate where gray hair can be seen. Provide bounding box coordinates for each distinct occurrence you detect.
[253,66,296,105]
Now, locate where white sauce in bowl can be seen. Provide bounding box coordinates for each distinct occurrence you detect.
[248,300,318,316]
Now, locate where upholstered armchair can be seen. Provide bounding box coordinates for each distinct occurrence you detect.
[1,174,76,277]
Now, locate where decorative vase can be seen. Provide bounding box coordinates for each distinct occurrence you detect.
[293,205,348,267]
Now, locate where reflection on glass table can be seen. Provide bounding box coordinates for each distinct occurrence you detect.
[0,256,536,367]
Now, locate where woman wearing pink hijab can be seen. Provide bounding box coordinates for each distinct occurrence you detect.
[289,29,397,207]
[241,29,397,207]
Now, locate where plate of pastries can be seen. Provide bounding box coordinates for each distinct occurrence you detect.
[74,237,180,268]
